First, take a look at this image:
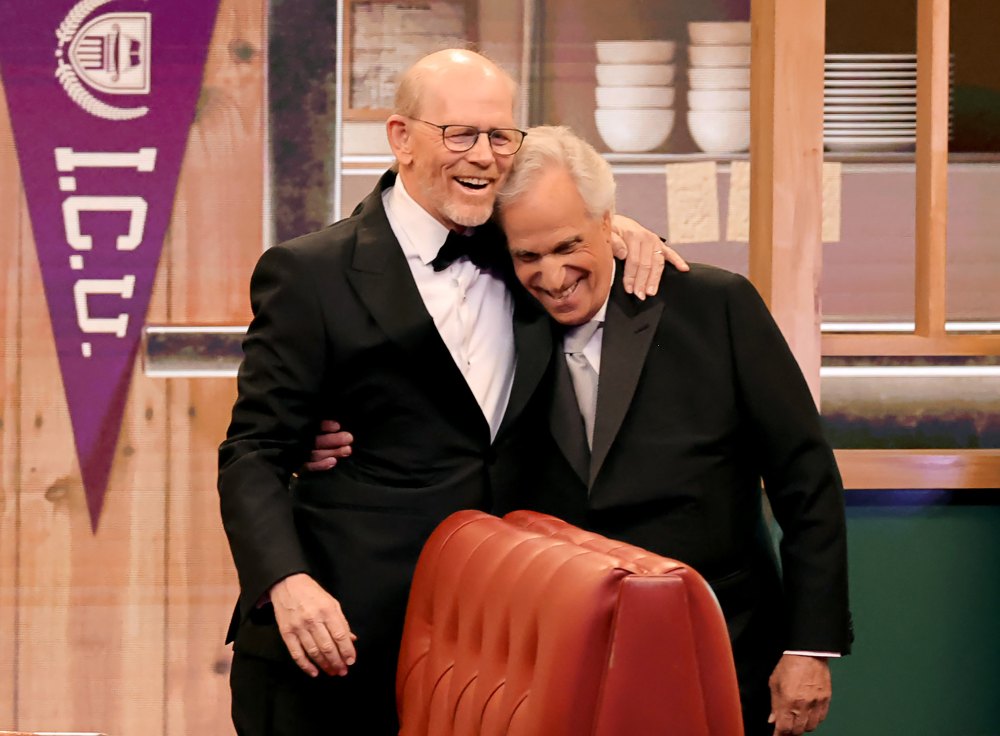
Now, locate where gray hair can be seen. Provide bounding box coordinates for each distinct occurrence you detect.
[497,125,616,219]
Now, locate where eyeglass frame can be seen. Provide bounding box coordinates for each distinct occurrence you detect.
[408,117,528,155]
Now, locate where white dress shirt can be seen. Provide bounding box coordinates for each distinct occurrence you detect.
[383,177,515,441]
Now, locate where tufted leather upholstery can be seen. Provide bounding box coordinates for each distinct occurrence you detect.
[397,510,743,736]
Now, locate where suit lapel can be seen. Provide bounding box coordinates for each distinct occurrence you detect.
[497,286,553,440]
[590,276,663,487]
[346,172,438,353]
[345,172,489,438]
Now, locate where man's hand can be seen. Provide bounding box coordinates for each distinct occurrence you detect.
[270,573,357,677]
[304,420,353,471]
[610,213,689,299]
[767,654,832,735]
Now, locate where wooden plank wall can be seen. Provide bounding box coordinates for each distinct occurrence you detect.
[164,1,265,733]
[0,78,22,729]
[0,1,264,733]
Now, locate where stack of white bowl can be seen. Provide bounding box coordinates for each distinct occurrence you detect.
[686,22,751,154]
[594,40,677,153]
[823,53,953,153]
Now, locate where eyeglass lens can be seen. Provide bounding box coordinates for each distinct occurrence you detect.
[443,126,523,154]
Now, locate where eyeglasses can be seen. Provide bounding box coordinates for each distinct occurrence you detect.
[410,117,527,156]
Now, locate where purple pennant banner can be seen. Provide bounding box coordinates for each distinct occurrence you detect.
[0,0,221,530]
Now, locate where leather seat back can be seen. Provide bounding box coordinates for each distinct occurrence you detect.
[397,510,743,736]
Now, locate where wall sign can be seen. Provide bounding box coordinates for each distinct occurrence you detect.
[0,0,221,530]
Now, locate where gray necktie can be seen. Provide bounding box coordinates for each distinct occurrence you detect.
[563,320,602,450]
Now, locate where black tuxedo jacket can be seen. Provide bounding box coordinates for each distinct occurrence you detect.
[218,171,553,659]
[508,264,852,663]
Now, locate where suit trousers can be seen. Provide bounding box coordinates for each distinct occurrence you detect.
[727,585,784,736]
[736,649,780,736]
[230,607,400,736]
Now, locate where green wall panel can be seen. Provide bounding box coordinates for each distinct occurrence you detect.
[825,493,1000,736]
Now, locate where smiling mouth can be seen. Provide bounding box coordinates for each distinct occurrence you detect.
[455,176,491,191]
[542,279,580,303]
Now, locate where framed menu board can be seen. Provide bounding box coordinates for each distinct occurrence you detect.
[344,0,478,120]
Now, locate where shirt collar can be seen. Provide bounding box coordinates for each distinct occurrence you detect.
[386,174,454,266]
[563,260,614,342]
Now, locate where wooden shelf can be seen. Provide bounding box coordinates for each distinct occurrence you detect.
[822,333,1000,357]
[836,449,1000,489]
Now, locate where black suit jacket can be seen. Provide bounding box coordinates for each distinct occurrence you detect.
[510,264,852,662]
[218,171,553,657]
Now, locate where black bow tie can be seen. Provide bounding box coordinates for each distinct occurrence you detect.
[431,226,507,273]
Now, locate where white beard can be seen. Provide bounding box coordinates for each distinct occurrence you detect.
[441,198,494,228]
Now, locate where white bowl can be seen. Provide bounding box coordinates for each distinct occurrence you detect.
[687,110,750,153]
[596,40,676,64]
[595,108,676,152]
[596,85,675,109]
[688,66,751,90]
[687,89,750,110]
[596,63,675,87]
[688,21,751,46]
[688,44,751,67]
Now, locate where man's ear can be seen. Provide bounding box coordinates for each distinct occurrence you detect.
[386,115,413,166]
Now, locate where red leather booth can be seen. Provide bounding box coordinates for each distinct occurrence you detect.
[397,510,743,735]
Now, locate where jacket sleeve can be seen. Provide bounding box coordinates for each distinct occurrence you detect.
[218,243,329,619]
[725,273,853,654]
